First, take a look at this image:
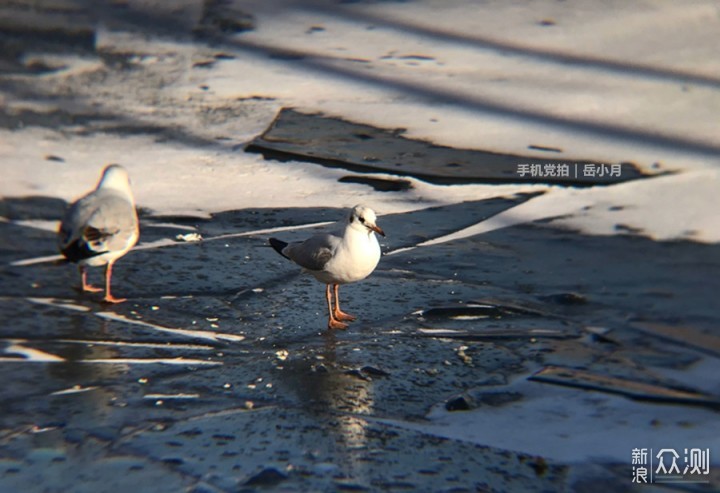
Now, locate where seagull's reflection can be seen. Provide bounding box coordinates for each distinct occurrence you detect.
[45,317,126,430]
[281,331,374,451]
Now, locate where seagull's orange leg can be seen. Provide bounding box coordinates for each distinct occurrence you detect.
[332,284,356,322]
[326,284,348,330]
[79,265,103,293]
[102,261,126,304]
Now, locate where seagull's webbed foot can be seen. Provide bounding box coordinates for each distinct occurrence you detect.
[333,309,356,322]
[100,262,127,303]
[331,284,356,323]
[328,317,349,330]
[79,266,103,293]
[102,295,127,304]
[79,284,103,293]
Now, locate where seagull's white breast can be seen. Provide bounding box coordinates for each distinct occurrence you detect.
[318,229,381,284]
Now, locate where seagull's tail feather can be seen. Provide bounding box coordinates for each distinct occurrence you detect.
[60,239,108,263]
[269,238,290,259]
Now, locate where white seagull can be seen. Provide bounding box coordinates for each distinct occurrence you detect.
[269,205,385,330]
[58,164,139,303]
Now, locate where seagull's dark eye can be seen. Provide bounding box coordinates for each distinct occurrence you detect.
[359,216,365,224]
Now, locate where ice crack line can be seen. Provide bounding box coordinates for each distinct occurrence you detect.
[9,221,334,267]
[24,297,245,343]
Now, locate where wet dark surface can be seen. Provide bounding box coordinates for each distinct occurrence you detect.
[2,197,720,492]
[246,109,650,186]
[1,1,719,491]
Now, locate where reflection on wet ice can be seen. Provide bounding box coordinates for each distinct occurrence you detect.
[280,332,374,452]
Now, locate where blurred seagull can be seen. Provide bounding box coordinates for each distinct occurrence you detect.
[58,164,139,303]
[269,205,385,330]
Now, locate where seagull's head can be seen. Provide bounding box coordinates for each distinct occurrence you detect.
[97,164,132,194]
[348,204,385,237]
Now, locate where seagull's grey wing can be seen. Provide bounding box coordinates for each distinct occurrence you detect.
[284,233,340,271]
[59,190,138,261]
